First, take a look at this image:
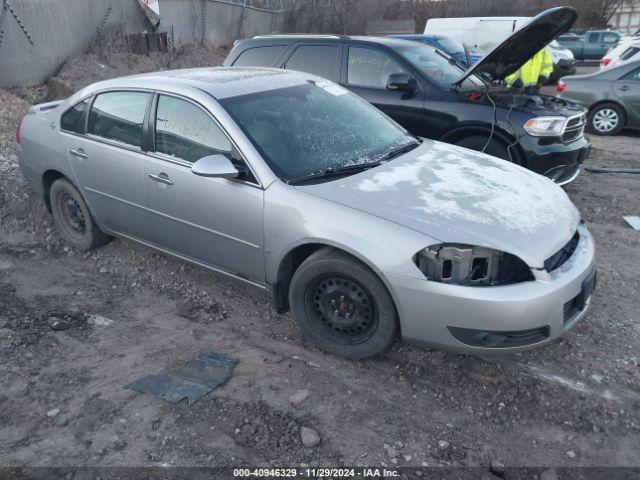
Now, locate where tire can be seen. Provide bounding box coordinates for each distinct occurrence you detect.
[50,178,111,251]
[289,248,398,359]
[588,103,625,136]
[454,135,513,162]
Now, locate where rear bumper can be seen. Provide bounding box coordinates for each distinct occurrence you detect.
[387,223,596,353]
[520,135,591,185]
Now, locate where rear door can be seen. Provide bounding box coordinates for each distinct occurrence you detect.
[614,66,640,127]
[281,44,342,81]
[144,93,265,282]
[341,45,426,136]
[65,90,153,240]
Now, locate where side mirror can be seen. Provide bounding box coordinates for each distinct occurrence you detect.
[387,73,416,92]
[191,154,239,179]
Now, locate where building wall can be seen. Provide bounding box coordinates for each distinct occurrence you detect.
[0,0,286,87]
[611,0,640,35]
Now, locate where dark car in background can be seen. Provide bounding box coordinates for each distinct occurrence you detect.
[557,30,622,60]
[557,59,640,135]
[224,7,590,185]
[388,34,484,66]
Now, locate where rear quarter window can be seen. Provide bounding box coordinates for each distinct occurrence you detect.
[60,99,89,134]
[233,45,286,67]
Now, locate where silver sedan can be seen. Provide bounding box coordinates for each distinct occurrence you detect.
[17,67,597,358]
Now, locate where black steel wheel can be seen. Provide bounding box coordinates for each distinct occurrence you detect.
[289,248,398,359]
[306,275,378,345]
[50,178,111,251]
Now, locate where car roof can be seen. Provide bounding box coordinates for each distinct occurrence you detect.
[78,67,317,100]
[243,34,415,49]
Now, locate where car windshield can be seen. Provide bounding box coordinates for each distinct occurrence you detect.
[391,43,484,88]
[220,82,418,181]
[436,37,465,56]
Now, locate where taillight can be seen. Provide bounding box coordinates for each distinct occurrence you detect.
[600,57,612,67]
[556,81,567,94]
[16,116,23,145]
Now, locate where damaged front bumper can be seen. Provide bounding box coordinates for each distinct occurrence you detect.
[386,223,596,353]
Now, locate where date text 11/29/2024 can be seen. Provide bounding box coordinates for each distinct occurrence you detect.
[233,468,400,477]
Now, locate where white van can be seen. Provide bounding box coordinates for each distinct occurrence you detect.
[424,17,530,51]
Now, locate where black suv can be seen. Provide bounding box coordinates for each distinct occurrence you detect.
[224,7,590,184]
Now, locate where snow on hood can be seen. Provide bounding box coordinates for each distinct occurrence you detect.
[298,140,580,268]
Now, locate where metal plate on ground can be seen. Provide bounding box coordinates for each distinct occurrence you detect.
[623,216,640,230]
[125,352,237,404]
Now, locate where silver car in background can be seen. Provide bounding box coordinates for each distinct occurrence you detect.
[17,68,597,359]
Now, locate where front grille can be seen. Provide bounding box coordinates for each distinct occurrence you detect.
[448,325,550,348]
[545,231,580,272]
[562,113,586,143]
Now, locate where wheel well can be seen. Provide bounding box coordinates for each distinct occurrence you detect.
[273,243,327,313]
[42,170,66,213]
[439,127,523,165]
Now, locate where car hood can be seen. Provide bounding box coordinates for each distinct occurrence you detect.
[297,140,580,268]
[456,6,577,85]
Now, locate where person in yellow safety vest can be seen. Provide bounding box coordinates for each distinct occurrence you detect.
[505,48,554,92]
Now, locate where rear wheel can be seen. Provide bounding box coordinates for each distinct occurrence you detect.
[454,135,514,162]
[588,103,625,135]
[289,248,398,359]
[50,178,111,251]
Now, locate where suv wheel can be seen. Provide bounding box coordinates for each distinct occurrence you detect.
[289,248,398,359]
[588,103,625,135]
[50,178,111,251]
[454,135,513,162]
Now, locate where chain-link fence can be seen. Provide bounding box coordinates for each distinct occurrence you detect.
[0,0,287,87]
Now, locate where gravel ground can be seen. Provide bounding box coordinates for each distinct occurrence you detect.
[0,53,639,477]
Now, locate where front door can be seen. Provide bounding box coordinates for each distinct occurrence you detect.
[144,94,264,283]
[342,46,427,137]
[66,90,153,240]
[614,66,640,128]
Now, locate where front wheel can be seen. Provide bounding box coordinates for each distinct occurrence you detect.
[50,178,111,251]
[289,248,398,359]
[588,103,625,135]
[454,135,513,162]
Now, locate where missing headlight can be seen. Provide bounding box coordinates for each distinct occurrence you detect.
[415,244,534,286]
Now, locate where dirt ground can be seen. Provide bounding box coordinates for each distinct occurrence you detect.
[0,46,639,477]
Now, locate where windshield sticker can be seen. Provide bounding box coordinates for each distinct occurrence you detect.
[316,80,348,96]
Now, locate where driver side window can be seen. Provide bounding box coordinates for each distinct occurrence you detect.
[155,95,232,163]
[347,47,405,89]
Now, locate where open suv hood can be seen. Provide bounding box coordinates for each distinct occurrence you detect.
[456,7,577,85]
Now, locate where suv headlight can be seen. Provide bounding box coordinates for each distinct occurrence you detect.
[523,116,567,137]
[415,244,534,286]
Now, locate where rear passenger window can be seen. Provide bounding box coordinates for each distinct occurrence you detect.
[233,45,286,67]
[155,95,232,163]
[284,45,340,79]
[88,91,150,148]
[622,67,640,81]
[61,99,89,134]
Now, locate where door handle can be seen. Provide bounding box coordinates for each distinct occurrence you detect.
[69,148,88,159]
[148,173,174,186]
[618,85,630,92]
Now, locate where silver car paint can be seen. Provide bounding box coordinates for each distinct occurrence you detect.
[18,67,596,352]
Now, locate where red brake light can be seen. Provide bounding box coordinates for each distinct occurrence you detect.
[601,57,612,66]
[16,116,23,145]
[556,81,567,94]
